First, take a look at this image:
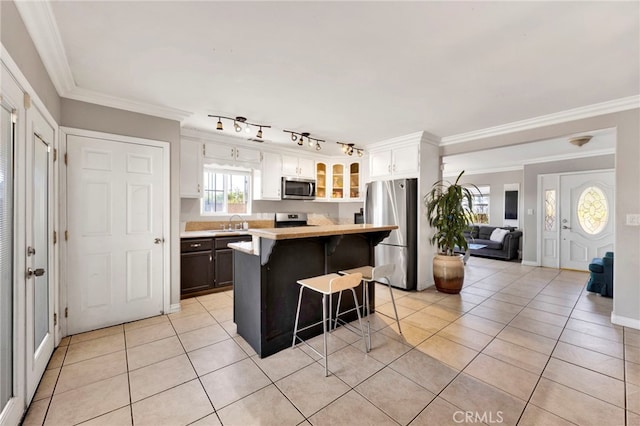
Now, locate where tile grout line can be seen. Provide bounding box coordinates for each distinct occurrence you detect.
[122,325,135,426]
[169,297,223,426]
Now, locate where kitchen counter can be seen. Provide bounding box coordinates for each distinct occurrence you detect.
[227,241,256,256]
[231,224,395,358]
[245,224,397,240]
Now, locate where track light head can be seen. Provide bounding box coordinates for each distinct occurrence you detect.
[211,115,270,138]
[357,149,363,157]
[316,142,321,151]
[291,133,298,142]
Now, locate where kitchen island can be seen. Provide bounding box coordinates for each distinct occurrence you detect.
[229,224,397,358]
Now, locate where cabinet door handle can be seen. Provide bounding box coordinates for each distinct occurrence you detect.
[231,148,234,158]
[197,184,200,193]
[190,243,202,248]
[388,165,391,173]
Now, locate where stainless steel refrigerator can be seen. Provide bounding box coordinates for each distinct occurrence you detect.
[364,178,417,290]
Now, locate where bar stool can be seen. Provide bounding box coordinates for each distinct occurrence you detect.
[292,272,366,377]
[339,264,402,350]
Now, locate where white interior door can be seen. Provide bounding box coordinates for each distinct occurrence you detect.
[26,111,55,401]
[66,134,166,335]
[560,171,615,270]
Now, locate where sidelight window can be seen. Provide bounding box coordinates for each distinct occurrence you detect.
[201,167,251,215]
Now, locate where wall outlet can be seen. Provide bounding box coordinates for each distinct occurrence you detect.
[626,214,640,226]
[527,208,534,215]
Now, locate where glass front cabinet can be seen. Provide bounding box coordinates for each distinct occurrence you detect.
[315,161,361,201]
[316,162,327,198]
[331,163,344,199]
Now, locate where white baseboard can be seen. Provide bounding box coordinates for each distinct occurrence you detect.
[611,313,640,330]
[521,260,539,267]
[169,303,181,314]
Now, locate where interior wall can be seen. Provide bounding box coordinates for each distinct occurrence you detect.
[456,170,524,228]
[60,98,182,306]
[0,0,61,122]
[441,108,640,327]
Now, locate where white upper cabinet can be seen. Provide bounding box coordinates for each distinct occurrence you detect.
[254,151,282,200]
[282,155,315,179]
[180,139,203,198]
[204,142,260,164]
[369,143,419,179]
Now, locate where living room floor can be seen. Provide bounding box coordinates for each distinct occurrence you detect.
[23,257,639,426]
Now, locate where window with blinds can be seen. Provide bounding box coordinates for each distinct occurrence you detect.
[0,105,14,409]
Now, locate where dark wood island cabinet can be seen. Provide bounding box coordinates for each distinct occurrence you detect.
[229,224,396,358]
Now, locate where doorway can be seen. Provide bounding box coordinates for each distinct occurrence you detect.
[62,129,170,335]
[540,170,615,270]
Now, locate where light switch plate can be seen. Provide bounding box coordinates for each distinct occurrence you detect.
[626,214,640,226]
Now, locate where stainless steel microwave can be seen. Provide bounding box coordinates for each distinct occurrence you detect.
[281,177,316,200]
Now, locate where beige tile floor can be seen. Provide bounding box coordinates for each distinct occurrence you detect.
[23,257,640,426]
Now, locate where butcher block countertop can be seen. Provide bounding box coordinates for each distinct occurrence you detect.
[245,224,397,240]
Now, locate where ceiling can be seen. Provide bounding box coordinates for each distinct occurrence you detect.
[16,1,640,157]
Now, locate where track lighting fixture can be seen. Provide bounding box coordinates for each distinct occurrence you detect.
[208,115,271,139]
[284,130,325,151]
[337,142,364,157]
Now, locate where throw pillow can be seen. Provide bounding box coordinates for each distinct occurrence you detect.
[489,228,509,243]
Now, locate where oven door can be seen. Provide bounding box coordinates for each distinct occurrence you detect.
[281,178,316,200]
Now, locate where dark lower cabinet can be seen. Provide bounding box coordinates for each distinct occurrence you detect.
[214,236,251,288]
[181,235,252,298]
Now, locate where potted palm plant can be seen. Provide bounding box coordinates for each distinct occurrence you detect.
[424,171,477,294]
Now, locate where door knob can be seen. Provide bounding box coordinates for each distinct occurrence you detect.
[27,268,45,278]
[562,225,571,230]
[154,238,165,244]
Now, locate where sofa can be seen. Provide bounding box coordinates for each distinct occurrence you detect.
[586,252,613,297]
[458,225,523,261]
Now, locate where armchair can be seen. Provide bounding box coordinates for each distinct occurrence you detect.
[586,252,613,298]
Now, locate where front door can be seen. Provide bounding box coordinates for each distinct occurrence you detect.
[559,171,615,270]
[25,110,55,401]
[65,133,166,335]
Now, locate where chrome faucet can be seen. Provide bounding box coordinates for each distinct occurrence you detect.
[228,214,244,230]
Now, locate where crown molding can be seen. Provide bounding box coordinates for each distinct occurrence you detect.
[66,87,192,121]
[441,95,640,146]
[370,131,438,150]
[14,0,75,94]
